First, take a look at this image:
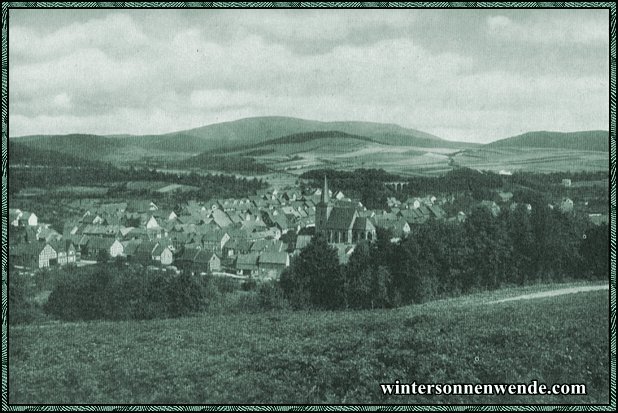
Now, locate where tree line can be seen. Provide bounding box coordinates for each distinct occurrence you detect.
[280,204,608,310]
[9,164,266,199]
[302,167,607,212]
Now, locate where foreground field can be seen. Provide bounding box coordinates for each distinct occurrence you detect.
[9,283,609,405]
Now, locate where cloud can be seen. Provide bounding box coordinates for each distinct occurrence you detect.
[9,13,148,61]
[487,15,512,30]
[486,12,607,45]
[8,10,609,142]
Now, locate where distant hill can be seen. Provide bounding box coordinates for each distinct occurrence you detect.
[212,130,380,155]
[11,133,190,162]
[11,117,471,164]
[485,131,609,152]
[121,116,456,153]
[8,141,105,167]
[13,134,129,161]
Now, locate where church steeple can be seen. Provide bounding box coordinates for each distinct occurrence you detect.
[316,175,332,237]
[321,175,330,204]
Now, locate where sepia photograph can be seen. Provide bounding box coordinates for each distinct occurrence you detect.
[3,3,614,408]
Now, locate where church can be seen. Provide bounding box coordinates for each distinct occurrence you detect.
[315,177,376,244]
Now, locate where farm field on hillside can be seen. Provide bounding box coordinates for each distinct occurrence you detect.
[453,147,608,173]
[9,284,609,405]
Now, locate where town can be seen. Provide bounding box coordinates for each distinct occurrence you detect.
[8,169,608,283]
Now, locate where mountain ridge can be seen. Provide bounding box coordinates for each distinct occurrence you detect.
[485,130,608,152]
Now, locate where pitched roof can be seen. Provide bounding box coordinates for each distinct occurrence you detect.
[201,229,229,243]
[121,239,143,256]
[259,252,289,266]
[87,237,118,250]
[352,217,375,231]
[9,242,54,257]
[251,239,285,253]
[236,253,259,270]
[152,243,172,256]
[325,207,357,230]
[427,205,445,219]
[193,249,217,264]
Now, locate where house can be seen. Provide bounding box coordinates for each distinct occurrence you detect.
[448,211,466,223]
[49,241,78,265]
[85,237,124,258]
[201,230,231,253]
[145,216,160,229]
[496,191,513,203]
[294,235,313,253]
[97,202,128,215]
[559,198,574,213]
[222,238,253,257]
[479,201,501,217]
[210,209,233,228]
[177,248,221,274]
[386,197,401,208]
[258,252,289,279]
[134,240,174,265]
[588,213,608,226]
[509,203,532,213]
[9,209,38,227]
[121,239,143,259]
[236,253,260,276]
[372,217,410,238]
[562,179,572,187]
[8,208,22,227]
[427,205,446,220]
[9,243,57,269]
[398,208,426,225]
[152,209,178,222]
[405,197,422,209]
[126,200,158,213]
[251,239,286,253]
[152,243,174,265]
[36,226,63,243]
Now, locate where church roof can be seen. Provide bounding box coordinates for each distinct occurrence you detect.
[325,207,357,230]
[352,217,375,231]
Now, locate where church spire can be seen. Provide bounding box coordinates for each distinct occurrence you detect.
[321,175,330,204]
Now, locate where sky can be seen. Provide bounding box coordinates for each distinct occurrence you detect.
[8,8,610,143]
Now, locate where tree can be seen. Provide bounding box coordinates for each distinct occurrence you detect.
[579,223,609,279]
[280,235,344,309]
[504,205,535,285]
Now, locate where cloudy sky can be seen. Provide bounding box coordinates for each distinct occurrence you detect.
[9,8,609,143]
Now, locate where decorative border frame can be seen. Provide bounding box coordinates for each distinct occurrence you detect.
[0,2,615,411]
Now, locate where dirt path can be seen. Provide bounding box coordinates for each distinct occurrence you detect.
[487,284,609,304]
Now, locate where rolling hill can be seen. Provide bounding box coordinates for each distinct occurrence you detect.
[10,118,609,175]
[9,283,609,404]
[14,134,129,160]
[211,130,381,155]
[113,116,466,154]
[12,133,193,163]
[11,117,473,172]
[8,141,106,168]
[485,130,609,152]
[452,130,609,174]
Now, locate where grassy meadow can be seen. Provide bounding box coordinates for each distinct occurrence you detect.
[9,283,609,405]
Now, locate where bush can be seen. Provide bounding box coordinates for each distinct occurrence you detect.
[43,266,210,322]
[9,272,45,325]
[257,281,290,310]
